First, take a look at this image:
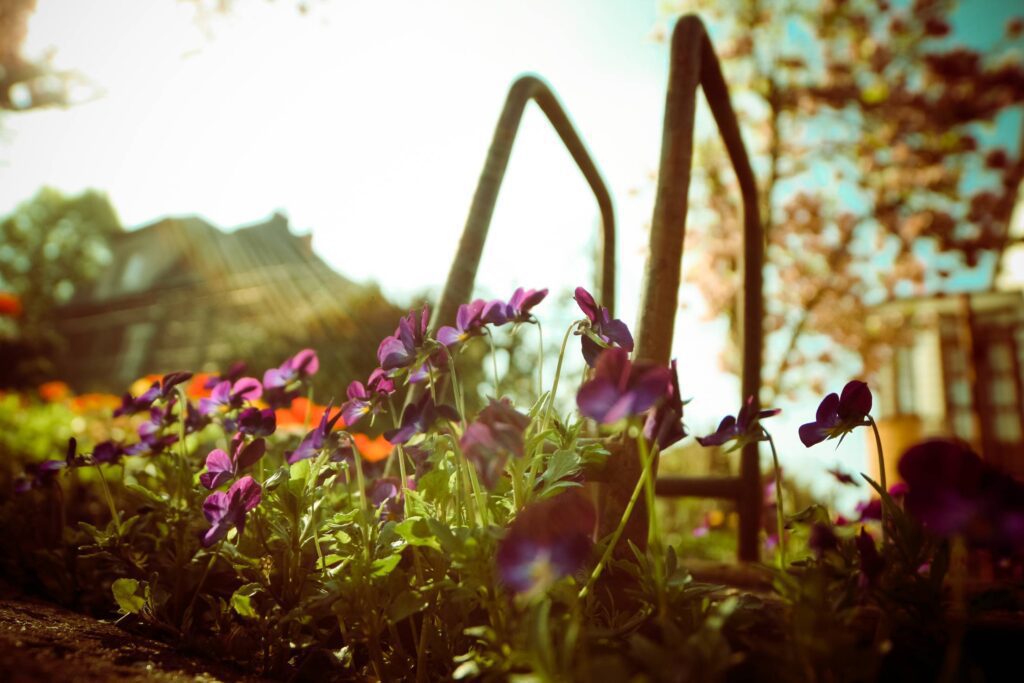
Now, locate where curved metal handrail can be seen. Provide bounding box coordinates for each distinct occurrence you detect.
[629,15,765,562]
[431,74,616,337]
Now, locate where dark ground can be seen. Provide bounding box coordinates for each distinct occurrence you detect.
[0,584,262,683]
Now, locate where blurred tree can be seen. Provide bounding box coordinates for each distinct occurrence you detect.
[661,0,1024,400]
[0,0,80,112]
[0,188,121,386]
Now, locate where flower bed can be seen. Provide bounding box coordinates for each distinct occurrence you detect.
[2,285,1022,681]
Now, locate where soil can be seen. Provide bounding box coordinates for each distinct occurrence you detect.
[0,585,263,683]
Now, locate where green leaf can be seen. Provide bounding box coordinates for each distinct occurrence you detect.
[230,583,262,618]
[395,517,442,551]
[387,590,429,624]
[124,482,167,507]
[370,554,403,578]
[112,578,145,615]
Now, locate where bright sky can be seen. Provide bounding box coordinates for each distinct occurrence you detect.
[4,0,1017,510]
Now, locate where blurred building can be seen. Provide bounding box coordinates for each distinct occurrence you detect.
[53,213,368,391]
[866,204,1024,481]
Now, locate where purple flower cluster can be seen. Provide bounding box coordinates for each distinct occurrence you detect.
[200,434,267,489]
[262,349,320,409]
[437,287,548,349]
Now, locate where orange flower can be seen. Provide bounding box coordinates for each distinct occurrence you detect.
[0,292,22,318]
[354,433,392,463]
[70,393,122,413]
[275,397,336,432]
[38,381,71,403]
[187,373,214,399]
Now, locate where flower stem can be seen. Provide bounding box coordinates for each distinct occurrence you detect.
[762,429,786,570]
[637,434,666,615]
[578,436,656,601]
[94,464,122,534]
[534,319,545,397]
[541,322,577,436]
[351,438,372,560]
[182,544,219,632]
[485,328,501,396]
[867,415,888,546]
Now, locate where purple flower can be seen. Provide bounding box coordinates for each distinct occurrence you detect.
[573,287,634,367]
[200,435,267,489]
[204,361,248,390]
[799,380,872,448]
[576,348,672,425]
[199,377,263,416]
[827,467,858,486]
[126,408,179,456]
[15,438,81,492]
[341,368,396,428]
[503,287,548,324]
[384,393,459,445]
[367,476,415,521]
[497,489,596,595]
[696,397,780,451]
[201,475,262,547]
[437,299,497,347]
[642,359,688,449]
[461,398,530,489]
[90,440,124,465]
[262,349,319,408]
[113,372,193,418]
[899,439,1024,552]
[377,306,430,372]
[287,404,344,464]
[263,348,319,389]
[238,407,276,437]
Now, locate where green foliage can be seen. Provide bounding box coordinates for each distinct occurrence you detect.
[0,188,121,387]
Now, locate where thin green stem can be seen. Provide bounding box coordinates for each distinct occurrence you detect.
[534,319,544,397]
[763,430,786,570]
[182,544,219,632]
[867,415,888,546]
[637,434,666,616]
[579,436,656,601]
[351,439,373,561]
[485,328,501,396]
[438,345,467,426]
[94,464,122,534]
[541,322,577,435]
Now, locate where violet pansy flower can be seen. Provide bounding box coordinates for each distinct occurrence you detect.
[497,489,596,596]
[14,438,82,493]
[461,398,530,489]
[341,368,396,429]
[238,407,276,438]
[287,403,344,464]
[642,359,688,450]
[377,306,430,372]
[200,435,267,489]
[799,380,872,448]
[201,475,262,547]
[199,377,263,416]
[898,438,1024,552]
[438,299,497,347]
[572,287,634,368]
[113,372,193,418]
[696,397,780,452]
[576,348,671,425]
[503,287,548,324]
[262,349,319,408]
